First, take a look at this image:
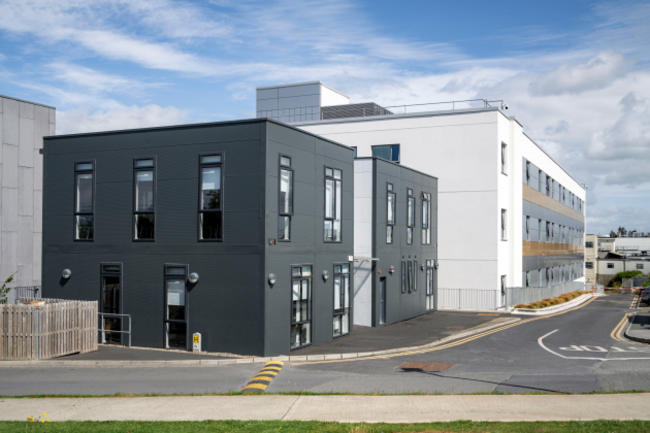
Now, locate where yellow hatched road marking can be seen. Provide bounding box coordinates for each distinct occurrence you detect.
[252,374,275,381]
[266,361,284,366]
[294,296,599,365]
[243,360,284,392]
[261,366,282,371]
[242,383,268,391]
[257,370,278,376]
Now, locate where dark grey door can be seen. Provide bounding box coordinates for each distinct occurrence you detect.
[100,264,122,344]
[379,277,386,324]
[164,265,189,350]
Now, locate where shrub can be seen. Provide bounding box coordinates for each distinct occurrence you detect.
[607,270,643,287]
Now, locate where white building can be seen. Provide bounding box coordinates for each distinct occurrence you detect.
[1,94,55,299]
[257,81,586,309]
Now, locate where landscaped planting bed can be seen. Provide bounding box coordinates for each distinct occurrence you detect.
[514,290,591,310]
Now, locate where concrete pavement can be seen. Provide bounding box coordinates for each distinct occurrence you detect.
[0,394,649,422]
[625,311,650,343]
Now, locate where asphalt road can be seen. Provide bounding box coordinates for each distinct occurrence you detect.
[2,294,649,396]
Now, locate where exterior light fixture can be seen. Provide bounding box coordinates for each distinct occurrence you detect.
[435,262,439,269]
[389,266,394,275]
[62,269,72,279]
[421,264,426,271]
[268,273,277,286]
[189,272,199,284]
[322,270,329,282]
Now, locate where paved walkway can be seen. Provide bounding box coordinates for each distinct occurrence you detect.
[626,311,650,343]
[49,345,235,361]
[287,310,508,355]
[0,394,648,422]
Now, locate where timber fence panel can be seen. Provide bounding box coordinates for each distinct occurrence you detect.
[0,299,98,361]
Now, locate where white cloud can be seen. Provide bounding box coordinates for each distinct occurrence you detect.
[48,62,163,93]
[529,51,635,96]
[57,104,190,135]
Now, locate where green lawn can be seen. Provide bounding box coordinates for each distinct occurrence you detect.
[1,420,650,433]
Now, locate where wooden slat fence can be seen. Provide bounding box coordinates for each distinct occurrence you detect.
[0,299,97,361]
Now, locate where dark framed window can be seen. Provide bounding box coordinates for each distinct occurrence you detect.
[324,167,342,242]
[164,264,188,350]
[74,161,95,241]
[539,219,544,242]
[291,264,312,349]
[387,183,395,244]
[372,144,400,163]
[637,263,644,270]
[422,192,431,245]
[133,158,155,241]
[501,143,507,174]
[525,216,530,241]
[401,261,407,294]
[539,169,544,191]
[406,188,415,244]
[546,222,551,243]
[525,161,530,185]
[100,263,122,344]
[426,260,435,310]
[332,263,351,337]
[585,241,593,248]
[352,147,357,158]
[401,259,416,293]
[199,154,223,241]
[546,176,552,196]
[278,155,293,241]
[501,209,507,240]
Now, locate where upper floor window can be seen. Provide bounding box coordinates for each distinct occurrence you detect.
[387,183,395,244]
[74,161,95,241]
[538,169,544,192]
[278,155,293,241]
[586,262,594,269]
[501,209,507,240]
[525,161,530,185]
[406,188,415,244]
[352,147,357,158]
[324,167,342,242]
[525,216,530,241]
[372,144,400,163]
[546,176,552,197]
[133,158,155,241]
[607,263,614,269]
[501,143,507,174]
[199,154,223,241]
[422,192,431,245]
[546,222,551,242]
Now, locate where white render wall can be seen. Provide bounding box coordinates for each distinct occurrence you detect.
[353,159,373,326]
[1,95,54,289]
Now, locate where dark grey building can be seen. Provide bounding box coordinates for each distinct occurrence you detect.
[353,157,438,327]
[42,119,353,356]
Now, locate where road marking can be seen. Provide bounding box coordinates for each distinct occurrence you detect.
[242,361,284,392]
[538,330,650,361]
[295,296,600,366]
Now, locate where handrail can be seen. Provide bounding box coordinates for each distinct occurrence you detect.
[98,312,132,348]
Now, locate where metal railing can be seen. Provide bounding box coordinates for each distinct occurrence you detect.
[15,286,41,299]
[383,99,504,116]
[98,313,132,348]
[437,288,505,311]
[506,281,585,308]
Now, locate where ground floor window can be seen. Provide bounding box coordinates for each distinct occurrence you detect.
[164,265,188,350]
[291,265,312,349]
[333,263,350,337]
[426,260,435,310]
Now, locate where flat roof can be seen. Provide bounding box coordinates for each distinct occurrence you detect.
[43,117,354,152]
[256,81,349,99]
[0,93,55,109]
[293,106,584,190]
[355,156,438,180]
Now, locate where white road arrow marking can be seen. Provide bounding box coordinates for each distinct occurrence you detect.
[538,330,650,361]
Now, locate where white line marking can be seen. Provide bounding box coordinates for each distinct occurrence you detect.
[537,330,650,361]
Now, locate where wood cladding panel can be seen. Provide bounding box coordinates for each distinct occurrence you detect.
[523,241,585,257]
[522,184,585,223]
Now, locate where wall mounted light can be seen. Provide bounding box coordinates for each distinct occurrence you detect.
[268,273,277,286]
[322,270,329,282]
[62,269,72,279]
[421,264,426,271]
[389,266,394,275]
[435,262,440,270]
[189,272,199,284]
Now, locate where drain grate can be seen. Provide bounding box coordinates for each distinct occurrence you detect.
[397,362,456,372]
[445,326,465,329]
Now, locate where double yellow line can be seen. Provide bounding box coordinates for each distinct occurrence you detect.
[611,294,640,342]
[242,361,284,392]
[296,296,598,365]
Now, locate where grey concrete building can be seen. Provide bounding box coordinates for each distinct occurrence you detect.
[354,157,438,327]
[1,95,55,298]
[41,118,353,356]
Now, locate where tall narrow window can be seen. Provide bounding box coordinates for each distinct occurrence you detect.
[74,161,94,240]
[133,158,155,241]
[332,263,350,337]
[546,176,552,196]
[291,265,312,349]
[406,188,415,244]
[546,222,551,243]
[539,219,544,242]
[501,209,507,240]
[422,192,431,245]
[164,264,188,350]
[539,169,544,192]
[278,155,293,241]
[401,261,407,294]
[501,143,507,174]
[372,144,400,162]
[426,260,435,310]
[387,183,395,244]
[199,154,223,241]
[525,216,530,241]
[525,161,530,185]
[100,263,121,344]
[324,167,342,242]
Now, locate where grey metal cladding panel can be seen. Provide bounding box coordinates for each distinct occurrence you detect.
[315,137,353,163]
[46,122,262,154]
[257,88,279,100]
[523,255,584,272]
[278,83,320,98]
[19,101,35,119]
[2,98,19,145]
[267,121,316,153]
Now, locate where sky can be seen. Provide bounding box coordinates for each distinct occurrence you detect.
[0,0,648,235]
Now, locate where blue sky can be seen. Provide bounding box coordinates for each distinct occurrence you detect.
[1,0,649,235]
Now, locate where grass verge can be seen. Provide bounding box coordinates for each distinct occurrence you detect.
[1,420,650,433]
[514,291,591,310]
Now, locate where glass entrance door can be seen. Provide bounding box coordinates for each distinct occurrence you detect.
[426,260,436,310]
[379,277,386,324]
[100,264,122,344]
[291,265,312,349]
[164,265,188,350]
